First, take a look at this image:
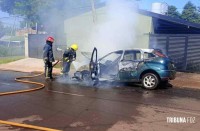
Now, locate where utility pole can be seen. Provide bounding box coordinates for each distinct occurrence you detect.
[36,22,38,34]
[90,0,96,23]
[8,16,16,47]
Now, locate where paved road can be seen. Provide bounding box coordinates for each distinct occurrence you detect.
[0,70,199,131]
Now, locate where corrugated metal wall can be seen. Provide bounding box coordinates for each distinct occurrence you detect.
[187,35,200,72]
[149,34,200,72]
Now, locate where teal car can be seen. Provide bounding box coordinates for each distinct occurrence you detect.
[74,48,176,90]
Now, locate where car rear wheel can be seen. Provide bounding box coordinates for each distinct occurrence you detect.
[142,73,159,90]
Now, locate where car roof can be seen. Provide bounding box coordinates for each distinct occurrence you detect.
[113,48,154,53]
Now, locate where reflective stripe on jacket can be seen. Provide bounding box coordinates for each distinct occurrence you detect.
[63,48,76,62]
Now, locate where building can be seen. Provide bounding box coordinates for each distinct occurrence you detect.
[16,28,37,36]
[64,6,200,72]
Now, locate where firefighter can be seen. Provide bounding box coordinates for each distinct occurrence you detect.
[61,44,78,77]
[43,36,55,79]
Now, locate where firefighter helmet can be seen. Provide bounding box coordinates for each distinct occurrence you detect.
[46,36,54,43]
[70,44,78,51]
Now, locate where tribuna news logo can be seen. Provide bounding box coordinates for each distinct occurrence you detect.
[167,117,195,124]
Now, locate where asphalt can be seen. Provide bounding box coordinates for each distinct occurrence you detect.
[0,58,200,131]
[1,58,200,89]
[0,70,199,131]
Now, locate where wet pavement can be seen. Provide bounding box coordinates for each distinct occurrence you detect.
[0,70,200,131]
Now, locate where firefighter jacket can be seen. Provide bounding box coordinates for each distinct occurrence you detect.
[63,48,76,62]
[43,41,55,62]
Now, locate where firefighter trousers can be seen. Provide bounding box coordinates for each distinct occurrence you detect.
[62,61,71,74]
[44,61,53,78]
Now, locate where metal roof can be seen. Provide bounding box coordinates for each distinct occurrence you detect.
[66,6,200,34]
[138,10,200,34]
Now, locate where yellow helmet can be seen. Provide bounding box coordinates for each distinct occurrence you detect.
[70,43,78,51]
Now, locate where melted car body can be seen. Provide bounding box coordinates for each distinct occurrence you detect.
[75,48,176,89]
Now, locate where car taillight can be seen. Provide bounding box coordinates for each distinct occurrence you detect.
[154,51,166,57]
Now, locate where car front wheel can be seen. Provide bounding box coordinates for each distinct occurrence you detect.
[142,73,159,90]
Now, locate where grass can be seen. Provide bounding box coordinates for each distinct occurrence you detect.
[0,56,25,64]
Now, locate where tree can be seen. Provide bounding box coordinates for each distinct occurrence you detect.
[0,0,53,26]
[0,21,12,37]
[0,0,103,31]
[0,0,103,44]
[0,0,15,14]
[181,1,200,23]
[3,26,12,35]
[167,5,181,18]
[0,21,4,37]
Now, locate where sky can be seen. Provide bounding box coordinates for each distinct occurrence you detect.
[0,0,200,27]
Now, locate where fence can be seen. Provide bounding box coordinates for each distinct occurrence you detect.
[0,43,25,57]
[149,34,200,72]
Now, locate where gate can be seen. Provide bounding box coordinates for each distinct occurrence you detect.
[28,34,66,60]
[28,34,48,59]
[149,34,200,72]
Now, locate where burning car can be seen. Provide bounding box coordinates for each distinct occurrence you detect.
[74,48,176,90]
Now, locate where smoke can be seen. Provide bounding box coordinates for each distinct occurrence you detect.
[38,5,66,44]
[89,0,138,57]
[34,0,139,85]
[36,0,138,57]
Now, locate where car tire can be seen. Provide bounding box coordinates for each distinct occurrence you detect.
[160,80,172,88]
[81,70,91,81]
[160,80,169,86]
[142,73,159,90]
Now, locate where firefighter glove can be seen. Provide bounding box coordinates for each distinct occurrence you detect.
[64,58,70,62]
[50,60,55,62]
[44,57,48,62]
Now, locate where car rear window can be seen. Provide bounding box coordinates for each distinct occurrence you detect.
[143,52,156,59]
[123,50,141,61]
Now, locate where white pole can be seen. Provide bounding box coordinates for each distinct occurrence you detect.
[90,0,96,23]
[36,22,38,34]
[8,16,16,47]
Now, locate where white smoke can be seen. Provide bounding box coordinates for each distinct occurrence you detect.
[90,0,138,57]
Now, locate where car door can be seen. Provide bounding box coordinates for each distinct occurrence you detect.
[98,50,123,80]
[118,50,142,80]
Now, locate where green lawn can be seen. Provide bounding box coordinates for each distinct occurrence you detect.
[0,56,25,64]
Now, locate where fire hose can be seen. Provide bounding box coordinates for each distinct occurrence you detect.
[0,60,60,96]
[0,60,62,131]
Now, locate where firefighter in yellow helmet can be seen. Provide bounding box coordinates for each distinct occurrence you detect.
[61,43,78,77]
